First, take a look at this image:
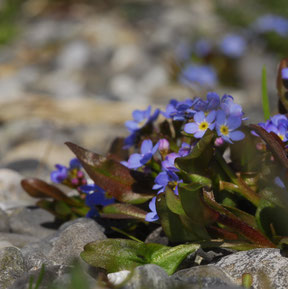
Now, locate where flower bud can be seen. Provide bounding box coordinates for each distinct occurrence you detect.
[159,138,169,158]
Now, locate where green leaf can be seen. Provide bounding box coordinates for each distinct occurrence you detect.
[156,193,199,243]
[175,129,215,174]
[54,201,72,217]
[256,199,288,239]
[81,239,165,273]
[66,142,154,204]
[262,65,270,120]
[165,187,185,215]
[102,203,147,220]
[81,238,200,275]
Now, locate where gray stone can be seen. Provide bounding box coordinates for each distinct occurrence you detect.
[121,264,171,289]
[172,265,238,289]
[0,169,36,207]
[9,207,56,238]
[0,208,9,232]
[9,265,70,289]
[47,218,106,265]
[145,226,169,245]
[214,248,288,289]
[0,247,27,289]
[0,233,39,248]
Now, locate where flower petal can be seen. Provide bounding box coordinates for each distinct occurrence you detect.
[194,111,205,123]
[184,122,199,134]
[227,115,242,130]
[141,139,153,154]
[127,154,142,169]
[230,130,245,141]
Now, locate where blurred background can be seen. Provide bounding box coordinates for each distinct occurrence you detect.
[0,0,287,181]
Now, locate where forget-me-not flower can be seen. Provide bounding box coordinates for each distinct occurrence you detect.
[216,110,245,143]
[145,197,159,222]
[184,110,216,138]
[80,184,115,218]
[219,34,247,58]
[122,139,159,169]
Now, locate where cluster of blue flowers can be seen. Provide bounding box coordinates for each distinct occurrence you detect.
[257,114,288,142]
[51,158,114,217]
[122,92,247,222]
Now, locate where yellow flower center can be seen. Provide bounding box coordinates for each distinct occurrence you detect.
[278,134,284,141]
[220,125,229,136]
[199,121,209,131]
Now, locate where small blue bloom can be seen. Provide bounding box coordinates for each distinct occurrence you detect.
[80,184,115,218]
[193,92,221,112]
[282,68,288,80]
[194,39,212,57]
[69,158,81,169]
[216,110,245,143]
[153,171,182,195]
[162,99,195,120]
[275,176,285,189]
[124,106,160,148]
[145,197,159,222]
[219,34,247,58]
[253,14,288,37]
[125,106,159,133]
[50,164,68,183]
[220,94,244,118]
[179,64,218,88]
[162,153,180,172]
[184,110,216,138]
[123,140,159,169]
[257,114,288,141]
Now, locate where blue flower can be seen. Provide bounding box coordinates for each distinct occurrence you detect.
[220,94,244,118]
[162,99,195,120]
[184,110,216,138]
[219,34,247,58]
[179,64,218,88]
[122,139,159,169]
[194,39,212,57]
[125,106,159,132]
[257,114,288,141]
[275,176,285,189]
[80,184,115,218]
[282,68,288,80]
[253,14,288,37]
[216,110,245,143]
[50,164,68,183]
[124,106,159,148]
[50,158,87,188]
[153,171,182,195]
[193,92,221,112]
[145,197,159,222]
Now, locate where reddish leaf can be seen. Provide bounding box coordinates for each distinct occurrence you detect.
[107,137,129,162]
[249,124,288,170]
[102,203,147,220]
[65,142,154,204]
[21,178,79,207]
[203,191,275,247]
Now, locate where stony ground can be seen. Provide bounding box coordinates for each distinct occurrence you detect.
[0,0,281,181]
[0,1,286,288]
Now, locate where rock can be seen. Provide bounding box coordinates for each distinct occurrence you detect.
[9,265,70,289]
[214,248,288,289]
[0,233,39,248]
[144,226,169,245]
[22,248,53,271]
[120,264,171,289]
[9,207,56,238]
[0,247,27,289]
[57,40,91,71]
[0,169,36,207]
[0,209,9,232]
[47,218,106,265]
[171,265,238,289]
